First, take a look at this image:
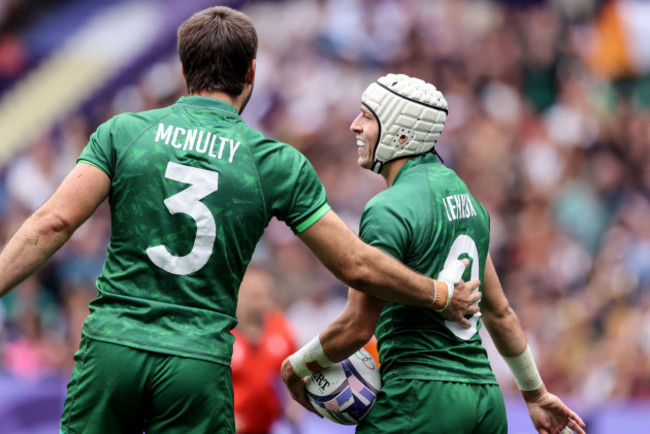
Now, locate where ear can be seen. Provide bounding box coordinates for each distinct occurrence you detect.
[180,62,186,80]
[246,59,256,85]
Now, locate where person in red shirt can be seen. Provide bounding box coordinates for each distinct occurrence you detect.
[232,266,297,433]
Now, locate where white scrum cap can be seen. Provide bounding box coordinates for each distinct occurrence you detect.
[361,73,448,173]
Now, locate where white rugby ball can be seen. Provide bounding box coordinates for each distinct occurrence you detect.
[305,348,382,425]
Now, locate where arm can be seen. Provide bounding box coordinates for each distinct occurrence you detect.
[281,288,384,414]
[297,210,480,318]
[282,257,478,414]
[317,288,384,364]
[481,253,586,434]
[0,163,110,297]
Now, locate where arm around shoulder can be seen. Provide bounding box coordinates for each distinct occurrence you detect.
[297,210,481,315]
[297,210,435,307]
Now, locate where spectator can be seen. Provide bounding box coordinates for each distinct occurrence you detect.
[232,266,297,433]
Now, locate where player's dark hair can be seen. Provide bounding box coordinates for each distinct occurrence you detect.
[178,6,258,97]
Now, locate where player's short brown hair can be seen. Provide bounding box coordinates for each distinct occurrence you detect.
[178,6,258,96]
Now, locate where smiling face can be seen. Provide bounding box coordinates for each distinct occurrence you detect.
[350,105,379,170]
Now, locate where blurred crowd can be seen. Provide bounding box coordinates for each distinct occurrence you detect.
[0,0,649,430]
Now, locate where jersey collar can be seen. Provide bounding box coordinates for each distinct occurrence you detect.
[393,153,441,184]
[175,96,239,115]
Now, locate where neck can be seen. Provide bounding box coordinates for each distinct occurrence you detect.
[381,158,412,187]
[190,86,250,113]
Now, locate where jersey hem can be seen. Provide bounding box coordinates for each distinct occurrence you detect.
[382,370,498,386]
[76,159,111,179]
[81,330,231,367]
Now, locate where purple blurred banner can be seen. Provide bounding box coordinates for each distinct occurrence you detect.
[0,371,68,434]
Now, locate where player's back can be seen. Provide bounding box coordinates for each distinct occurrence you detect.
[359,153,496,385]
[78,96,327,365]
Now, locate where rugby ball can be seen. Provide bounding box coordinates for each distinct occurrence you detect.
[305,348,382,425]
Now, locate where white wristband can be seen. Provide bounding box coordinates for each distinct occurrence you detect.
[503,345,543,391]
[288,335,333,378]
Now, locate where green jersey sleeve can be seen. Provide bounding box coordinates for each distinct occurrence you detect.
[257,143,329,233]
[77,118,116,178]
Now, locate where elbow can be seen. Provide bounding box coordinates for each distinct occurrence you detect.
[336,312,376,350]
[34,208,74,238]
[348,320,376,349]
[334,246,374,290]
[482,303,517,330]
[339,266,373,291]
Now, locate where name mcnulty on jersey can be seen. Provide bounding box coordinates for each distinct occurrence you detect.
[155,123,240,162]
[443,193,477,221]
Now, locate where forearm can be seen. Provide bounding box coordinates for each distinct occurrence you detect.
[482,306,527,357]
[287,288,382,378]
[298,211,449,309]
[0,211,73,297]
[287,319,367,378]
[481,253,542,392]
[0,163,109,299]
[481,253,529,357]
[484,309,544,393]
[318,316,371,364]
[480,258,584,433]
[345,242,449,308]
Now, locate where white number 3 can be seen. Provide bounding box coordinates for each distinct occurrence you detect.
[146,162,219,275]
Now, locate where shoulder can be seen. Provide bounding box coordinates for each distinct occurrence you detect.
[364,168,427,215]
[245,132,312,172]
[109,107,172,129]
[361,187,413,230]
[94,108,171,140]
[244,129,305,160]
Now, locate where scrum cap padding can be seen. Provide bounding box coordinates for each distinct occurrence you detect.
[361,74,448,173]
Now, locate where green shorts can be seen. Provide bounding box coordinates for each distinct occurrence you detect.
[357,379,507,434]
[60,336,234,434]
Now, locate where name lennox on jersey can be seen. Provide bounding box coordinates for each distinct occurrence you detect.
[443,193,477,222]
[155,123,241,162]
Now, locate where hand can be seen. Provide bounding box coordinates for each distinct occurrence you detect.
[522,388,586,434]
[280,358,323,417]
[437,258,481,328]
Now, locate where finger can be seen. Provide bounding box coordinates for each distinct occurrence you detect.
[471,292,482,304]
[568,411,585,427]
[467,304,480,316]
[567,418,586,434]
[460,258,470,267]
[307,402,324,418]
[301,401,322,416]
[297,395,323,417]
[466,278,481,291]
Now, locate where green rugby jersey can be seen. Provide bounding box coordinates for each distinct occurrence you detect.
[359,153,496,385]
[77,96,330,365]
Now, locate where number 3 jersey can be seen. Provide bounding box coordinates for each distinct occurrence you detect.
[77,96,330,366]
[359,153,497,385]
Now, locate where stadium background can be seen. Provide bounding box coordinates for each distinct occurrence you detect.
[0,0,649,432]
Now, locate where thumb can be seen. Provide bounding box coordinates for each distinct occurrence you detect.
[438,259,467,284]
